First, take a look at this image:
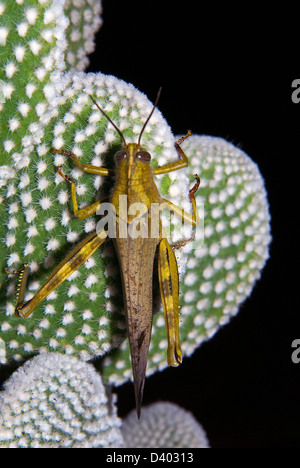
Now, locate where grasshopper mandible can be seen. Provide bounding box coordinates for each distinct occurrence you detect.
[6,89,200,417]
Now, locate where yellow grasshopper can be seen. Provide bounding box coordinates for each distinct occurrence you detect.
[7,90,200,418]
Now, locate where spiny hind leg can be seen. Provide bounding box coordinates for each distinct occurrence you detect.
[5,264,30,317]
[158,237,182,367]
[5,231,107,318]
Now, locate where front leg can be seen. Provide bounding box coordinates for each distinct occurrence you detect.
[52,148,114,176]
[152,130,191,175]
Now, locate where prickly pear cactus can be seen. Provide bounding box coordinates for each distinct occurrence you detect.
[0,352,209,448]
[122,401,210,448]
[0,353,123,448]
[0,0,190,363]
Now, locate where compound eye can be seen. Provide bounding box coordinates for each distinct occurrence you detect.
[136,150,151,162]
[114,150,127,162]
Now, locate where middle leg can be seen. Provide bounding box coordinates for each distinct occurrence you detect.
[57,166,108,221]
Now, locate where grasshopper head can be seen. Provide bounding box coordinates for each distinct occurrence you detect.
[114,143,151,164]
[89,87,162,171]
[114,143,152,180]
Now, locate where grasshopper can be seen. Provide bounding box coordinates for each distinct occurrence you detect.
[6,90,200,418]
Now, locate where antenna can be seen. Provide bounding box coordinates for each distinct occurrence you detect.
[138,87,162,146]
[89,95,127,147]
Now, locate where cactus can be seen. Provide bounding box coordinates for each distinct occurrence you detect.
[0,0,271,447]
[0,0,191,364]
[0,353,123,448]
[122,401,209,448]
[0,352,209,448]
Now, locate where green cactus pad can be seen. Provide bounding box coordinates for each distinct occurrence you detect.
[0,0,271,390]
[0,0,190,363]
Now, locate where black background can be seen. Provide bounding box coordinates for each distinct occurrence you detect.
[87,1,300,448]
